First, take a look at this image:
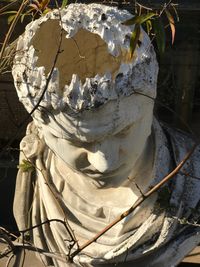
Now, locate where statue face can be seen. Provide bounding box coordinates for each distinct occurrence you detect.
[39,93,154,180]
[12,5,158,182]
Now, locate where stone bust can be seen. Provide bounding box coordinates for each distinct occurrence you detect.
[12,3,200,267]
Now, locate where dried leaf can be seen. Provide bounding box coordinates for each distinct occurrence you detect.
[153,17,166,55]
[130,24,141,58]
[165,9,175,44]
[40,0,50,10]
[31,0,40,7]
[122,12,157,26]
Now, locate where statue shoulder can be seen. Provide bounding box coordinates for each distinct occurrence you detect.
[160,121,200,168]
[20,121,45,159]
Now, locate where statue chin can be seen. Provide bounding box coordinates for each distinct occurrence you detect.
[12,3,200,267]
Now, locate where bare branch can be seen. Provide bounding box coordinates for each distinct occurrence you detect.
[0,228,16,254]
[179,171,200,181]
[70,143,197,259]
[6,254,15,267]
[135,1,153,11]
[174,217,200,228]
[1,241,68,263]
[0,227,18,240]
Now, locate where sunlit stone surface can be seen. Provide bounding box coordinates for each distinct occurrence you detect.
[12,3,200,267]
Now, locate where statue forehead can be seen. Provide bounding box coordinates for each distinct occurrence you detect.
[40,92,152,142]
[12,3,158,121]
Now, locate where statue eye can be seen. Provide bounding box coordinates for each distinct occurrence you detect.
[115,124,133,138]
[68,139,92,149]
[68,141,83,148]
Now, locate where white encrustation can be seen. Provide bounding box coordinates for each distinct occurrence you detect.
[12,3,158,114]
[12,3,200,267]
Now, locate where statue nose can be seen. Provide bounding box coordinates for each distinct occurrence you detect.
[87,140,119,173]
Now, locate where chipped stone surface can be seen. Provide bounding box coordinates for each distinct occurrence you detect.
[12,3,158,114]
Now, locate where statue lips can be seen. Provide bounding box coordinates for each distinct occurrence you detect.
[80,163,126,179]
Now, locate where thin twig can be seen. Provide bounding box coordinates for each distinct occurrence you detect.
[159,0,173,16]
[0,227,18,240]
[135,2,153,11]
[0,241,13,258]
[6,254,14,267]
[179,171,200,181]
[18,218,74,240]
[6,253,15,267]
[70,143,197,259]
[174,217,200,228]
[1,241,68,263]
[133,90,199,144]
[31,241,47,267]
[0,229,16,254]
[0,0,19,14]
[0,6,64,156]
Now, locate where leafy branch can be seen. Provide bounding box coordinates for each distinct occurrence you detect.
[122,1,178,57]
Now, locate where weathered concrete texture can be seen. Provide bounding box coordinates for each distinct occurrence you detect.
[0,243,44,267]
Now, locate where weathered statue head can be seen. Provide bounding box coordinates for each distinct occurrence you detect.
[12,4,200,267]
[12,3,158,185]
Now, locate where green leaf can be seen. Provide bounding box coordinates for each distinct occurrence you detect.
[42,7,51,15]
[153,17,166,55]
[18,159,35,172]
[145,19,152,35]
[122,12,157,26]
[20,12,26,23]
[61,0,68,9]
[130,24,141,58]
[7,14,16,24]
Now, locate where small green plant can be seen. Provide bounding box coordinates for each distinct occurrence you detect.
[18,159,35,172]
